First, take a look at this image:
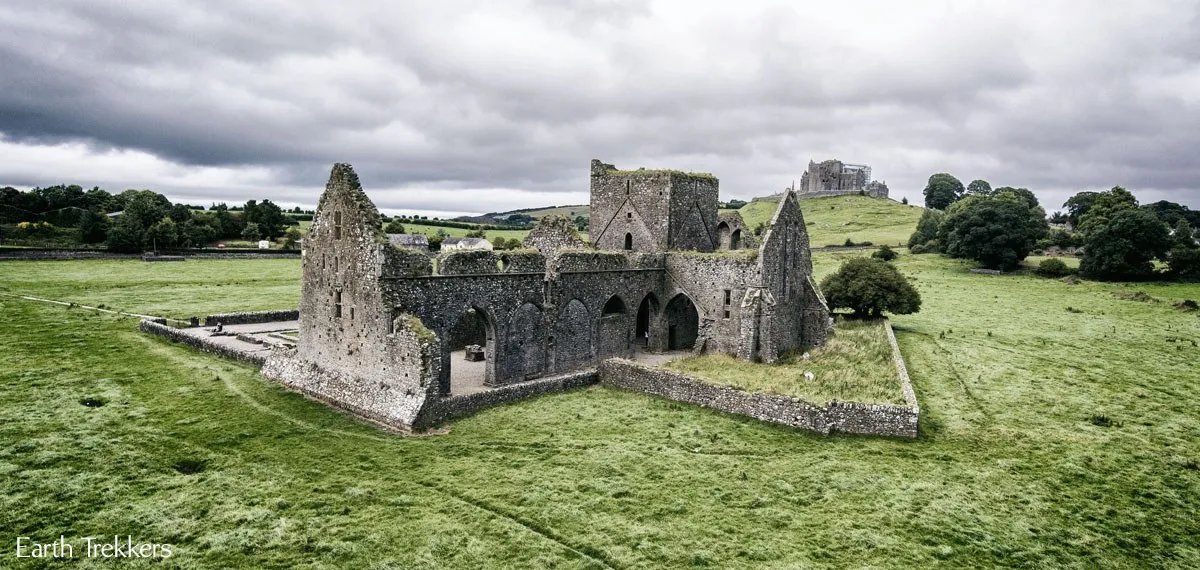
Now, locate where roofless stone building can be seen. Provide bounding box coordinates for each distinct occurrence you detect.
[263,160,833,430]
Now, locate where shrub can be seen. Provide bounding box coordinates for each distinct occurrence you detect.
[907,208,944,250]
[844,238,855,247]
[871,245,898,261]
[1036,258,1072,277]
[910,239,940,255]
[1167,247,1200,281]
[819,258,921,318]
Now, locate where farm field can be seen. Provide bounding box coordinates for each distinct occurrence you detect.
[1,252,1198,568]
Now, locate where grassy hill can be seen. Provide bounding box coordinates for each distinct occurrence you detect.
[729,195,922,247]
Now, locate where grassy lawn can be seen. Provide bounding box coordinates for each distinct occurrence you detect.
[733,195,923,248]
[1,254,1198,568]
[666,318,904,404]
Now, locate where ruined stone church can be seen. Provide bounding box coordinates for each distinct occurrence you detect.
[263,160,832,430]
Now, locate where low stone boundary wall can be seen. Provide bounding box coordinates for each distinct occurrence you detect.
[139,319,269,366]
[414,370,599,429]
[203,310,299,326]
[599,360,917,437]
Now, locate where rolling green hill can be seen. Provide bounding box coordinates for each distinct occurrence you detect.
[729,195,922,247]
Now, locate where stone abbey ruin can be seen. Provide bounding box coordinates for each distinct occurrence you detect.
[798,159,889,199]
[256,160,846,431]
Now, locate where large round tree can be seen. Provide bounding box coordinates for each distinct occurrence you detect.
[820,258,921,318]
[937,191,1049,270]
[1080,208,1171,281]
[923,173,964,210]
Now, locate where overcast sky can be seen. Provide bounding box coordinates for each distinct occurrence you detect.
[1,1,1198,217]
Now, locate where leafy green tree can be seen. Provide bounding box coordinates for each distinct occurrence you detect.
[77,209,110,243]
[180,220,215,248]
[922,173,964,210]
[464,229,487,239]
[106,216,145,253]
[1049,228,1083,249]
[966,179,992,196]
[168,203,193,224]
[281,227,304,250]
[1063,191,1099,227]
[907,208,945,250]
[1167,247,1200,281]
[384,219,406,233]
[144,217,179,250]
[1173,218,1195,249]
[1079,209,1171,281]
[938,193,1049,270]
[1142,200,1200,227]
[254,199,288,239]
[1077,186,1138,236]
[211,203,242,239]
[241,222,262,241]
[820,258,922,318]
[994,187,1039,210]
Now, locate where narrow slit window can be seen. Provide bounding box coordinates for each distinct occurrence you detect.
[334,211,343,240]
[334,291,342,318]
[626,179,631,195]
[624,233,633,250]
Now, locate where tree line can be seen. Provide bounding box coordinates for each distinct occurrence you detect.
[0,185,304,252]
[913,173,1199,281]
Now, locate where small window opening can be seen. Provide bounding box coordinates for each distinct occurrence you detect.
[349,307,354,321]
[333,256,339,273]
[334,210,343,240]
[626,179,631,195]
[723,289,732,319]
[624,233,633,250]
[334,291,342,318]
[627,212,632,220]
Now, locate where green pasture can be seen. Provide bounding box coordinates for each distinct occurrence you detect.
[0,252,1198,568]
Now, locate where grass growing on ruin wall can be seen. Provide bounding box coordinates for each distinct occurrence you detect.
[664,318,903,404]
[2,251,1199,568]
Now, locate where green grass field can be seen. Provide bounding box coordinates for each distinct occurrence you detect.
[1,252,1198,568]
[666,318,904,404]
[732,195,923,248]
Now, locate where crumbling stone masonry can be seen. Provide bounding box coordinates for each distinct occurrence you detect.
[799,159,889,199]
[261,160,834,431]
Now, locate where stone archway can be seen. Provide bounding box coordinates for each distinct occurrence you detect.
[717,221,731,249]
[634,292,660,349]
[665,293,699,350]
[598,294,629,359]
[445,306,496,395]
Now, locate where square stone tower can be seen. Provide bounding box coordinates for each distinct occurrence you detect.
[588,159,720,252]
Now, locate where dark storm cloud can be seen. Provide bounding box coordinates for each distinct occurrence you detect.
[1,0,1198,214]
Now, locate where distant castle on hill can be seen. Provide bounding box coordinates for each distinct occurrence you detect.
[798,159,889,199]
